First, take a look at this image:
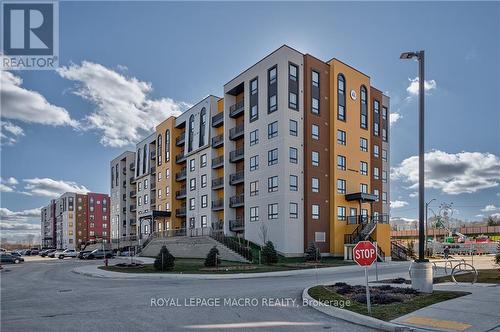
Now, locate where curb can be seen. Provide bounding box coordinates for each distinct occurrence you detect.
[302,286,415,332]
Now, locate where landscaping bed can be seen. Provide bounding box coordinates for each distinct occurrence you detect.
[375,268,500,285]
[308,283,469,321]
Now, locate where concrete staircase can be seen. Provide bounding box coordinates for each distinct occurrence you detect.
[139,236,250,263]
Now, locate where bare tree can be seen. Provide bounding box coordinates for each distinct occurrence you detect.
[258,223,268,246]
[26,234,35,247]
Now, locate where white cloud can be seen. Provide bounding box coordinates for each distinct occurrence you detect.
[481,205,498,212]
[406,77,437,96]
[409,191,418,198]
[0,177,18,192]
[0,71,78,127]
[389,113,402,126]
[1,120,25,145]
[22,178,89,198]
[390,200,409,209]
[0,207,41,237]
[391,150,500,195]
[57,61,190,147]
[475,214,484,218]
[491,213,500,219]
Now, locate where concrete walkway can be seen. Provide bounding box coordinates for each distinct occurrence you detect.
[391,283,500,332]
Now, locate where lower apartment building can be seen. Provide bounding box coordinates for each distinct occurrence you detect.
[110,45,390,259]
[41,192,110,250]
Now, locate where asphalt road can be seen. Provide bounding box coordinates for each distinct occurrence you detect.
[1,259,411,332]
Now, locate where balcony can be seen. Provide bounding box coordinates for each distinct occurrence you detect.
[130,205,137,212]
[229,123,244,140]
[175,187,186,199]
[122,207,126,214]
[176,132,185,146]
[176,153,186,164]
[229,218,244,232]
[130,190,136,198]
[150,198,156,206]
[211,198,224,211]
[230,171,244,185]
[122,180,126,188]
[211,134,224,148]
[175,206,186,217]
[130,219,136,226]
[122,167,126,175]
[212,112,223,127]
[230,194,244,208]
[212,176,224,189]
[212,155,224,169]
[129,162,135,171]
[129,176,135,185]
[122,193,126,202]
[151,151,156,160]
[175,168,187,181]
[151,182,156,190]
[346,215,370,225]
[229,147,244,163]
[150,166,156,174]
[229,100,244,118]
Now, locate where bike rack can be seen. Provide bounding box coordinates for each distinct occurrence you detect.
[451,262,478,284]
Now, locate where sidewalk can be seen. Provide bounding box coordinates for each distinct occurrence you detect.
[392,283,500,332]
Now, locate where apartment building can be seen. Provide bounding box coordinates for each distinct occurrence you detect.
[41,192,110,250]
[110,151,137,241]
[112,45,391,258]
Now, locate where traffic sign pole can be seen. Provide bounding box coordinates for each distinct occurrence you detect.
[365,267,371,314]
[353,241,377,315]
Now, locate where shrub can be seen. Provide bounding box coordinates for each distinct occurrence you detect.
[392,277,407,284]
[336,285,354,295]
[495,242,500,266]
[333,282,348,287]
[204,246,221,267]
[373,293,403,304]
[153,245,175,271]
[261,241,278,265]
[352,294,367,304]
[305,242,320,262]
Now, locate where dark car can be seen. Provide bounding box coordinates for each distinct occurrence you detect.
[30,248,40,255]
[1,252,23,264]
[40,249,57,257]
[83,249,113,260]
[78,251,91,259]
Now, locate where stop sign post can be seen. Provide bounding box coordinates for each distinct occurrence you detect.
[353,241,377,314]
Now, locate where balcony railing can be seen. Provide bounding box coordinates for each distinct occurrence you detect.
[229,147,244,163]
[150,182,156,190]
[229,100,244,118]
[151,151,156,160]
[211,134,224,148]
[129,176,135,185]
[129,162,135,171]
[175,168,187,181]
[230,171,244,185]
[175,206,186,217]
[150,198,156,206]
[212,176,224,189]
[230,194,244,208]
[212,155,224,169]
[122,193,126,201]
[122,167,126,175]
[176,132,185,146]
[130,205,137,212]
[176,153,186,164]
[212,112,224,127]
[229,218,244,232]
[150,166,156,174]
[130,190,136,198]
[211,198,224,211]
[229,123,244,140]
[122,207,126,214]
[175,187,186,199]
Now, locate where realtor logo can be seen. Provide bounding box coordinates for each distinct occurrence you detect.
[1,1,59,70]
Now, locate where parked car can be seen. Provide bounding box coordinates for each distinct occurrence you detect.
[30,248,40,255]
[9,251,24,260]
[78,251,91,259]
[23,249,32,256]
[48,250,63,258]
[83,249,113,260]
[40,249,57,257]
[0,252,23,264]
[58,249,77,259]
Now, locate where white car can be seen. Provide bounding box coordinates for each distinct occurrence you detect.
[58,249,77,259]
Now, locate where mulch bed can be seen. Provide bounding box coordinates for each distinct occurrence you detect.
[326,282,420,304]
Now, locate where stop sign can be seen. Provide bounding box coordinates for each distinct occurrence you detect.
[353,241,377,267]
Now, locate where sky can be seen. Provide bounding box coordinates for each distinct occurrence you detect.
[1,1,499,241]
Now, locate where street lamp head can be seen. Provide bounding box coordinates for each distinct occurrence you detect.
[400,51,419,60]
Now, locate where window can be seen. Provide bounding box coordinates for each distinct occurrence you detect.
[312,204,320,220]
[337,179,346,194]
[268,148,278,166]
[382,149,388,162]
[189,198,195,210]
[189,159,195,172]
[289,92,298,110]
[250,104,258,122]
[268,121,278,139]
[138,181,142,192]
[250,207,259,222]
[312,151,319,166]
[250,181,259,196]
[251,78,258,95]
[382,106,388,120]
[158,172,162,182]
[360,86,368,129]
[268,66,277,113]
[188,114,195,152]
[268,203,278,220]
[190,178,196,191]
[382,128,387,142]
[337,130,346,145]
[337,206,346,221]
[289,63,298,81]
[373,167,380,180]
[136,148,141,177]
[199,155,207,168]
[289,120,298,136]
[290,175,298,191]
[250,155,259,171]
[201,174,207,188]
[144,194,149,205]
[268,176,278,192]
[312,177,319,193]
[250,129,259,146]
[360,137,368,152]
[337,74,346,121]
[374,189,379,202]
[350,208,357,217]
[165,129,170,162]
[199,107,207,146]
[166,169,170,178]
[360,183,368,193]
[201,215,207,228]
[337,155,346,170]
[382,192,388,203]
[312,125,319,140]
[289,203,298,219]
[312,70,319,87]
[374,145,380,158]
[189,217,195,229]
[144,179,148,189]
[158,189,162,198]
[269,94,277,113]
[142,145,147,174]
[373,100,380,136]
[312,97,319,114]
[269,66,277,84]
[289,147,298,164]
[138,196,142,206]
[166,186,170,195]
[201,195,208,208]
[360,161,368,175]
[382,170,388,183]
[374,123,379,136]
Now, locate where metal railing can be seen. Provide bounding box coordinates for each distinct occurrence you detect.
[176,153,186,163]
[230,171,244,185]
[176,187,186,199]
[229,123,244,140]
[175,168,187,181]
[229,218,244,232]
[175,206,186,217]
[176,132,185,146]
[212,176,224,189]
[211,133,224,147]
[212,155,224,168]
[212,112,224,127]
[230,194,244,207]
[229,100,244,117]
[229,147,244,162]
[211,198,224,210]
